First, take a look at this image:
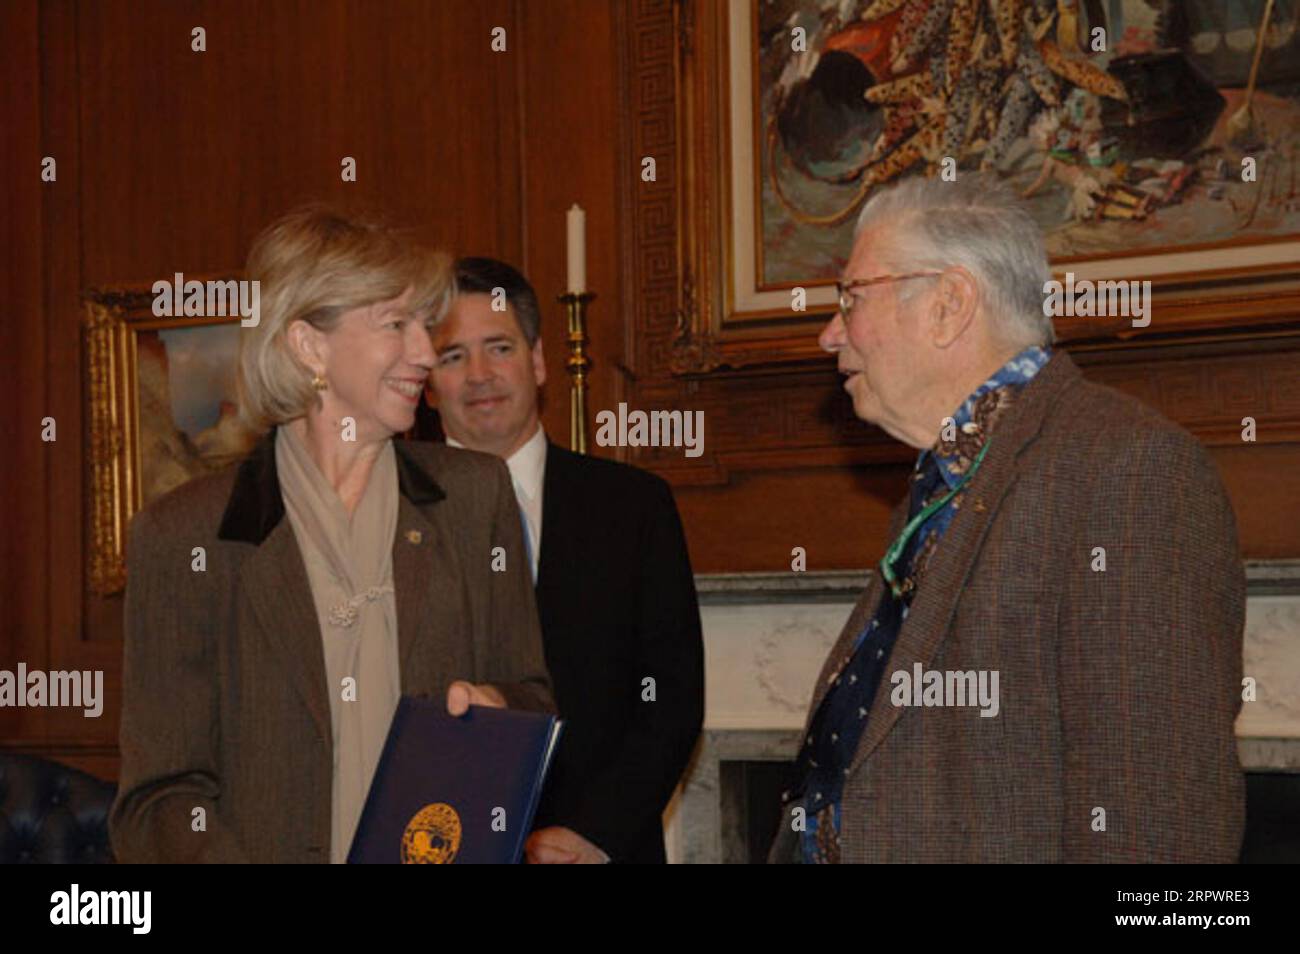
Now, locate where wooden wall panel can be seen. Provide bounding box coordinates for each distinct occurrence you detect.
[0,0,49,748]
[74,0,523,286]
[517,0,625,447]
[675,465,912,574]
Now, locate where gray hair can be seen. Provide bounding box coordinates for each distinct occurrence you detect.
[853,175,1055,348]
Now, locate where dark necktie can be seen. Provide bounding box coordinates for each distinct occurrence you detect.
[789,452,948,812]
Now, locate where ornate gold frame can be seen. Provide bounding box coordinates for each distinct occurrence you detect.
[83,286,239,595]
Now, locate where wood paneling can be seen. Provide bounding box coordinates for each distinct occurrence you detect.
[73,0,523,284]
[516,0,624,447]
[0,0,49,747]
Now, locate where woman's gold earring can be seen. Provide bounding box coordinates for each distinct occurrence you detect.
[311,373,328,392]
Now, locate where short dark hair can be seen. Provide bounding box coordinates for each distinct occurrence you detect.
[453,257,541,346]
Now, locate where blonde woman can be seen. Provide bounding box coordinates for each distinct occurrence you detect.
[111,207,552,863]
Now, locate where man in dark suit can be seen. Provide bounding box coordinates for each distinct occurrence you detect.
[772,175,1245,863]
[424,257,704,863]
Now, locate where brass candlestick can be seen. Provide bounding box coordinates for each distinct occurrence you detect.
[559,292,594,454]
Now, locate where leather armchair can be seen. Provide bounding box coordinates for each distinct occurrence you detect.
[0,753,116,863]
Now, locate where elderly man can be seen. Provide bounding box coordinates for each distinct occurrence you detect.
[772,176,1246,863]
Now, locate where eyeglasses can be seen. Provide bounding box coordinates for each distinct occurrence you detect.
[836,270,943,320]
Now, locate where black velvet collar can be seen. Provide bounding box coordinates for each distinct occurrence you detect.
[217,428,446,545]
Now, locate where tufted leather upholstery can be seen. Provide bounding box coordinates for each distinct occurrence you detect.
[0,754,116,864]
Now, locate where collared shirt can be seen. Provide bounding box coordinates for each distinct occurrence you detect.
[791,344,1052,863]
[448,423,548,580]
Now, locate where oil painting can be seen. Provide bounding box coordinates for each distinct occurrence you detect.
[758,0,1300,285]
[84,289,258,593]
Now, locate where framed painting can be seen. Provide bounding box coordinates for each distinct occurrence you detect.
[674,0,1300,372]
[84,285,259,594]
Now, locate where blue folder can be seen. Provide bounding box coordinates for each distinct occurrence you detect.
[347,696,562,864]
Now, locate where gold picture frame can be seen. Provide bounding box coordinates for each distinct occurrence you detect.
[84,284,256,594]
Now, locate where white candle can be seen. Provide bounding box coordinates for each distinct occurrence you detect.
[566,204,586,294]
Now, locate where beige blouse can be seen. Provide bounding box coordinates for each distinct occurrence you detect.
[275,425,401,864]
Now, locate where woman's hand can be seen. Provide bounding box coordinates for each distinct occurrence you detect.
[525,826,610,864]
[446,680,506,716]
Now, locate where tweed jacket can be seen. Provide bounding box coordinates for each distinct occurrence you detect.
[110,432,554,863]
[773,351,1246,863]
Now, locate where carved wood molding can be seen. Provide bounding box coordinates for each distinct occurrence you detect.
[616,0,685,385]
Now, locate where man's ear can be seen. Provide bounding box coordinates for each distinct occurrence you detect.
[286,319,328,377]
[930,267,979,349]
[531,337,547,388]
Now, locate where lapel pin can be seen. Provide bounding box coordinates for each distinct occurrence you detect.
[405,529,423,545]
[973,499,986,513]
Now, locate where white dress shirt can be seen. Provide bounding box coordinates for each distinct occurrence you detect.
[448,424,547,580]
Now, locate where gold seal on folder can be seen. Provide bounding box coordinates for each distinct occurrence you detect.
[400,803,462,864]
